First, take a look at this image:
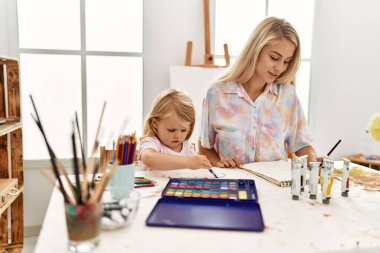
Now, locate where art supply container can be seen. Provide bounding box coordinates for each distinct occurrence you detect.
[101,189,140,230]
[64,201,102,252]
[107,162,135,200]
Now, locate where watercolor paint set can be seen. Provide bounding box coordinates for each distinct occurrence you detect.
[146,178,264,231]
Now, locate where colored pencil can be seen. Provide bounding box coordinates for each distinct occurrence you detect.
[135,183,155,188]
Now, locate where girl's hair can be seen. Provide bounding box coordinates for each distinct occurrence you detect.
[142,89,195,140]
[216,16,301,85]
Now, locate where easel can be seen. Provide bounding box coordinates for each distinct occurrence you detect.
[185,0,230,68]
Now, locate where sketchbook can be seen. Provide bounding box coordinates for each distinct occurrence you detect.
[240,160,292,187]
[146,178,264,231]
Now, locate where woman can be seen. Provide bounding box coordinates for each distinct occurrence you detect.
[199,17,318,168]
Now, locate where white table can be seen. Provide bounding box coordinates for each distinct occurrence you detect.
[34,162,380,253]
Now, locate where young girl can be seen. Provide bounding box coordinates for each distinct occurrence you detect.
[139,88,212,170]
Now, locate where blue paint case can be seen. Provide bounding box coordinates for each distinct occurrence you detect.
[146,178,264,232]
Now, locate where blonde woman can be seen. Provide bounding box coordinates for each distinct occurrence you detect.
[199,17,318,168]
[140,89,212,170]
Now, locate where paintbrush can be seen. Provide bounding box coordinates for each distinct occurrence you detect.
[71,126,83,204]
[327,139,342,156]
[209,168,218,178]
[30,95,70,203]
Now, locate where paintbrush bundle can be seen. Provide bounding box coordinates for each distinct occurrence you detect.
[30,95,119,206]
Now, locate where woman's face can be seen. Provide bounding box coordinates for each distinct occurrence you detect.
[254,38,296,85]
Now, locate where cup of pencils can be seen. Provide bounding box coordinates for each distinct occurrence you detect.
[108,134,137,199]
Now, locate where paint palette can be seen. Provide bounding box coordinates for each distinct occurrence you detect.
[163,178,258,201]
[146,178,264,231]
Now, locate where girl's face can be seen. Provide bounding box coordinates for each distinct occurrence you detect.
[153,115,191,152]
[254,38,296,85]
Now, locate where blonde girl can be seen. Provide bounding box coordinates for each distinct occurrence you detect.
[140,89,212,170]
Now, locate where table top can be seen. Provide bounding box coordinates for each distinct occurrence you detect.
[34,161,380,253]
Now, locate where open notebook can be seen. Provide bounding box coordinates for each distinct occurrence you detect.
[240,160,292,187]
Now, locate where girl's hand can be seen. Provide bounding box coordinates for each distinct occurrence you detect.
[216,157,244,168]
[187,155,212,169]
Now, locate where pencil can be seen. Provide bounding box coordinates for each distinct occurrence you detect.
[327,139,342,156]
[135,181,152,185]
[135,183,155,188]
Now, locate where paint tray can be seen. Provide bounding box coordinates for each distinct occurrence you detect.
[146,178,264,231]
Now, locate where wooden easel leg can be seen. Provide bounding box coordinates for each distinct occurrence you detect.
[185,41,193,66]
[223,44,230,67]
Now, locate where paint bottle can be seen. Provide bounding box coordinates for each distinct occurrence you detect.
[291,160,301,200]
[321,158,334,204]
[341,158,350,197]
[298,155,308,193]
[309,162,320,199]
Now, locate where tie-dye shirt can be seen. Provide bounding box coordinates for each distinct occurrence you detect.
[200,81,313,163]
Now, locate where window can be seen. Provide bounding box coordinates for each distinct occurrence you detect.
[17,0,143,161]
[215,0,315,118]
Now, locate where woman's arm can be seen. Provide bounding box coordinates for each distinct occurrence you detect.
[140,148,212,170]
[198,140,244,168]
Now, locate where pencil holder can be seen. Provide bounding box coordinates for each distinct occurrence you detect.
[64,201,102,252]
[107,162,135,200]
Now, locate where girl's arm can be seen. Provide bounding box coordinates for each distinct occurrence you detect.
[140,148,212,170]
[198,140,220,166]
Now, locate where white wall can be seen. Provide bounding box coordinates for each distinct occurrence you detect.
[310,0,380,159]
[143,0,205,116]
[0,0,19,57]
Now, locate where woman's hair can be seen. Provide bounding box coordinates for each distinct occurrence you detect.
[142,89,195,140]
[217,16,301,85]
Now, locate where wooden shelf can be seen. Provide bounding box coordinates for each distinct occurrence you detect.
[0,185,24,215]
[0,121,21,137]
[346,153,380,170]
[0,56,23,251]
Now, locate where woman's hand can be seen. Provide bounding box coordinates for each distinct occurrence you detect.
[216,157,244,168]
[187,155,212,169]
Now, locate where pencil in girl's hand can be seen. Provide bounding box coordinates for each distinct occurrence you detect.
[327,139,342,156]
